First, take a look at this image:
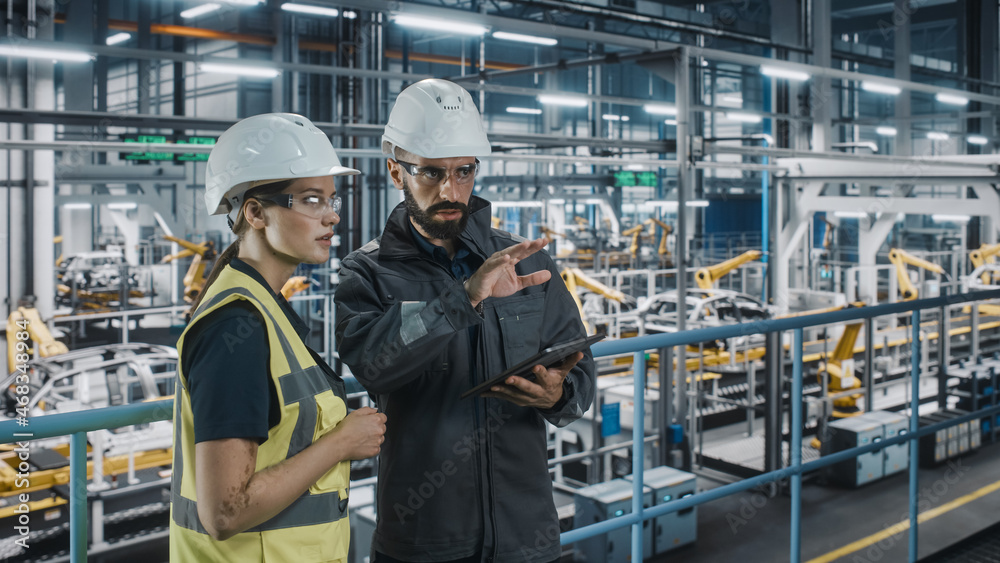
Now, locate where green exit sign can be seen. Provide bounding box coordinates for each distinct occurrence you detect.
[614,170,658,188]
[121,135,217,162]
[176,136,216,161]
[123,135,172,161]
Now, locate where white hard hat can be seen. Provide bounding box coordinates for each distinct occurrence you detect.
[205,113,359,223]
[382,79,492,159]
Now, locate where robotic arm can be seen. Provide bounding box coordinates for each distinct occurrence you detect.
[694,250,763,290]
[888,248,944,301]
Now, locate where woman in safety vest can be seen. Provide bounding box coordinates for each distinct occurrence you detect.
[170,113,386,562]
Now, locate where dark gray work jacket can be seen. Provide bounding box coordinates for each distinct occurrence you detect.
[335,196,596,562]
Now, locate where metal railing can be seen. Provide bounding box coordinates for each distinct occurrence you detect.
[3,289,1000,562]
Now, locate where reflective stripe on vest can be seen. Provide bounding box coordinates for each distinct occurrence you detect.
[171,275,348,535]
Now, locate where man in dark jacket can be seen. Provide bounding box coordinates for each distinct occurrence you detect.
[335,79,597,563]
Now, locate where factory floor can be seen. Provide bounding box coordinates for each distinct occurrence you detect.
[651,436,1000,563]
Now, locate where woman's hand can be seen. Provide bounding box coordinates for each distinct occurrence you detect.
[322,406,387,461]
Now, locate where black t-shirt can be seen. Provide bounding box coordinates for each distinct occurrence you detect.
[181,258,319,444]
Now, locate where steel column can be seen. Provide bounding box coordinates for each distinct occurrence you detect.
[70,431,87,563]
[632,351,646,560]
[790,328,803,562]
[908,310,921,562]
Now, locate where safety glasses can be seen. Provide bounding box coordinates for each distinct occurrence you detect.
[255,193,342,220]
[393,159,480,189]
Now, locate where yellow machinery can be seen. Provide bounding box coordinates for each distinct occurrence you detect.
[280,276,313,299]
[970,243,1000,284]
[816,321,865,418]
[561,267,631,332]
[888,248,944,301]
[646,218,673,264]
[6,307,69,373]
[622,224,646,258]
[694,250,763,290]
[162,236,217,303]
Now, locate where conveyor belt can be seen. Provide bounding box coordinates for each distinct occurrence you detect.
[919,520,1000,562]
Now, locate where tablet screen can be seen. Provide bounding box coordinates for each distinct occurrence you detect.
[460,333,604,399]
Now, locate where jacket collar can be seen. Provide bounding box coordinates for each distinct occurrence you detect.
[379,195,492,260]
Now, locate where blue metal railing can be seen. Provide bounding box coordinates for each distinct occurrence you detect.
[3,289,1000,562]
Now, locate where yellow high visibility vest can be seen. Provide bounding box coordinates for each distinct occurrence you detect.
[170,264,350,562]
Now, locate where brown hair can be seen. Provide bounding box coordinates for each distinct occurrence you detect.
[188,180,292,314]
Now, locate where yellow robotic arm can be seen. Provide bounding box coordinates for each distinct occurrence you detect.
[694,250,763,290]
[7,307,69,373]
[646,218,673,258]
[162,236,217,303]
[622,224,646,258]
[561,267,632,332]
[888,248,944,301]
[970,243,1000,284]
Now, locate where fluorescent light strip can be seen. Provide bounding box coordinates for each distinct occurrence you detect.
[725,112,763,123]
[935,92,969,106]
[932,214,970,222]
[537,94,587,107]
[227,0,264,5]
[967,135,989,145]
[342,10,357,19]
[64,203,92,210]
[760,65,810,81]
[281,3,339,17]
[492,31,557,46]
[643,104,677,115]
[0,45,94,62]
[876,126,898,136]
[181,3,221,18]
[834,211,868,218]
[926,131,949,140]
[393,14,487,35]
[664,119,678,126]
[861,81,901,95]
[200,62,280,78]
[506,107,541,115]
[106,32,132,46]
[686,200,710,207]
[108,202,138,210]
[602,114,629,122]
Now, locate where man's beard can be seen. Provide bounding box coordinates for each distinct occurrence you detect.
[402,180,470,240]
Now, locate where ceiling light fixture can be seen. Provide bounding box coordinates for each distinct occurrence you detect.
[200,62,280,78]
[967,135,989,145]
[281,3,340,17]
[876,126,898,136]
[108,202,138,210]
[64,203,93,210]
[492,31,557,46]
[861,81,901,95]
[180,3,221,18]
[725,111,763,123]
[833,211,868,218]
[393,14,488,35]
[664,119,678,126]
[537,94,588,107]
[506,107,542,115]
[926,131,949,140]
[935,92,969,106]
[686,200,710,207]
[342,10,357,19]
[760,65,810,81]
[602,114,629,121]
[106,33,132,46]
[643,104,677,115]
[0,44,94,62]
[931,214,971,222]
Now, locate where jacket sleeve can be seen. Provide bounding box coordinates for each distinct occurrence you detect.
[335,253,483,394]
[535,258,597,428]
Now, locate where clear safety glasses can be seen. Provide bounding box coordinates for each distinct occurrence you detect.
[394,159,480,189]
[256,193,342,220]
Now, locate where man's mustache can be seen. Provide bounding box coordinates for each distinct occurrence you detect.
[426,202,469,215]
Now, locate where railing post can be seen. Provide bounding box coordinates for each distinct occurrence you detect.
[909,310,921,562]
[790,328,803,563]
[70,431,88,563]
[632,350,646,560]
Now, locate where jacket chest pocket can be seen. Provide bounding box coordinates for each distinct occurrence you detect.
[494,294,545,369]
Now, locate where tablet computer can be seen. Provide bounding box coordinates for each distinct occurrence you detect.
[460,333,605,399]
